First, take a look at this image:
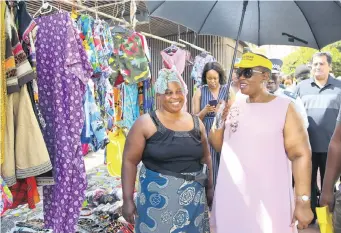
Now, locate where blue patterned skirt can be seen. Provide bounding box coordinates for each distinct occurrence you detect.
[135,165,210,233]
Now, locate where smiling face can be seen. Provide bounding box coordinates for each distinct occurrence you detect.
[237,67,270,96]
[159,81,185,113]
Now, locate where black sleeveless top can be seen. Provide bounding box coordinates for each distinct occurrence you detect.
[142,111,204,173]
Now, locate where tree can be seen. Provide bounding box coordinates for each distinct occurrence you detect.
[282,41,341,77]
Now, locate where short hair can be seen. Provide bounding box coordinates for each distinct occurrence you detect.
[312,52,332,65]
[271,73,281,82]
[202,62,226,85]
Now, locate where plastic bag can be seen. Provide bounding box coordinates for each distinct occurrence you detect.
[106,129,126,177]
[316,206,334,233]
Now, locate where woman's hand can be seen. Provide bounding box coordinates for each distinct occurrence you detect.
[291,203,314,230]
[203,104,216,114]
[122,199,138,224]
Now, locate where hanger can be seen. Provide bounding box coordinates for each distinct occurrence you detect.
[110,3,133,35]
[33,0,59,18]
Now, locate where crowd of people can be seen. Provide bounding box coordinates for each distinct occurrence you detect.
[121,51,341,233]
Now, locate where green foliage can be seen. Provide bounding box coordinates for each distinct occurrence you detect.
[282,41,341,77]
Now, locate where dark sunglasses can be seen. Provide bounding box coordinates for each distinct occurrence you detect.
[236,68,264,79]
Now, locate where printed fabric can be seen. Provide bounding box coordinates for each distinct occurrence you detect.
[11,1,46,130]
[5,5,35,94]
[93,20,114,73]
[191,53,216,86]
[135,165,210,233]
[36,12,92,233]
[0,176,13,216]
[81,80,109,152]
[77,15,101,74]
[143,79,155,113]
[122,83,139,130]
[109,31,151,84]
[93,74,115,123]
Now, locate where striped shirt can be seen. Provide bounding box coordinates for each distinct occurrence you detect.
[295,76,341,152]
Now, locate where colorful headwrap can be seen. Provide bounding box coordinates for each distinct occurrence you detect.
[155,68,185,94]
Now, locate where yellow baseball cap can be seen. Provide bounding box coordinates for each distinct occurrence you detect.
[234,53,273,71]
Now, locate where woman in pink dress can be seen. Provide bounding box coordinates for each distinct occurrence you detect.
[209,53,314,233]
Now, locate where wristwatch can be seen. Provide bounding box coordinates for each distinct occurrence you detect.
[296,195,311,202]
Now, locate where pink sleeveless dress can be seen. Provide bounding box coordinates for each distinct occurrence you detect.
[211,97,298,233]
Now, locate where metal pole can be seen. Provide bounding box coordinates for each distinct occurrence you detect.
[226,0,249,100]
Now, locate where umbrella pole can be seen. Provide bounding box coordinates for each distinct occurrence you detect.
[226,0,249,100]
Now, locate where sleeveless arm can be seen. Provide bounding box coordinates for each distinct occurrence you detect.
[122,114,151,202]
[284,102,312,200]
[294,96,309,129]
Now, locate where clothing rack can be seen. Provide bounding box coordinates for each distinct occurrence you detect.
[140,32,186,48]
[179,38,210,53]
[61,0,186,48]
[60,0,129,25]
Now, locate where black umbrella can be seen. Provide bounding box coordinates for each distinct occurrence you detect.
[146,0,341,97]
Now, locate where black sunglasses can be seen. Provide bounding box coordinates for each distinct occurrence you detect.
[236,68,264,79]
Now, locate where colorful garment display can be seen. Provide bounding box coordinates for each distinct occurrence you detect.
[3,5,52,187]
[122,83,139,130]
[113,86,123,124]
[81,80,109,152]
[93,20,114,73]
[36,12,92,233]
[94,75,115,122]
[110,31,151,84]
[0,176,13,216]
[143,79,154,113]
[191,53,216,85]
[77,14,101,74]
[12,1,46,131]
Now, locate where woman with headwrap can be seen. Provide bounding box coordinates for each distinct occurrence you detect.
[121,68,213,233]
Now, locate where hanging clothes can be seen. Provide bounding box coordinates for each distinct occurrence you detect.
[191,53,216,86]
[122,83,139,130]
[3,5,52,187]
[113,86,123,124]
[9,177,40,210]
[143,79,155,113]
[77,14,101,74]
[161,47,189,75]
[11,1,46,131]
[35,12,92,233]
[0,0,6,165]
[93,20,114,73]
[110,30,151,84]
[81,80,109,152]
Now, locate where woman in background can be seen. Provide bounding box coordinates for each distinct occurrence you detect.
[192,62,229,188]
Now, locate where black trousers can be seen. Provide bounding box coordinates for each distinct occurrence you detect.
[311,152,328,220]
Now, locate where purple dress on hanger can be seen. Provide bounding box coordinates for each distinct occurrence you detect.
[35,13,92,233]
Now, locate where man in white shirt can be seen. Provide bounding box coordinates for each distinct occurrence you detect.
[267,59,309,128]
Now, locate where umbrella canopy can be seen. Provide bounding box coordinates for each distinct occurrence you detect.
[146,0,341,50]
